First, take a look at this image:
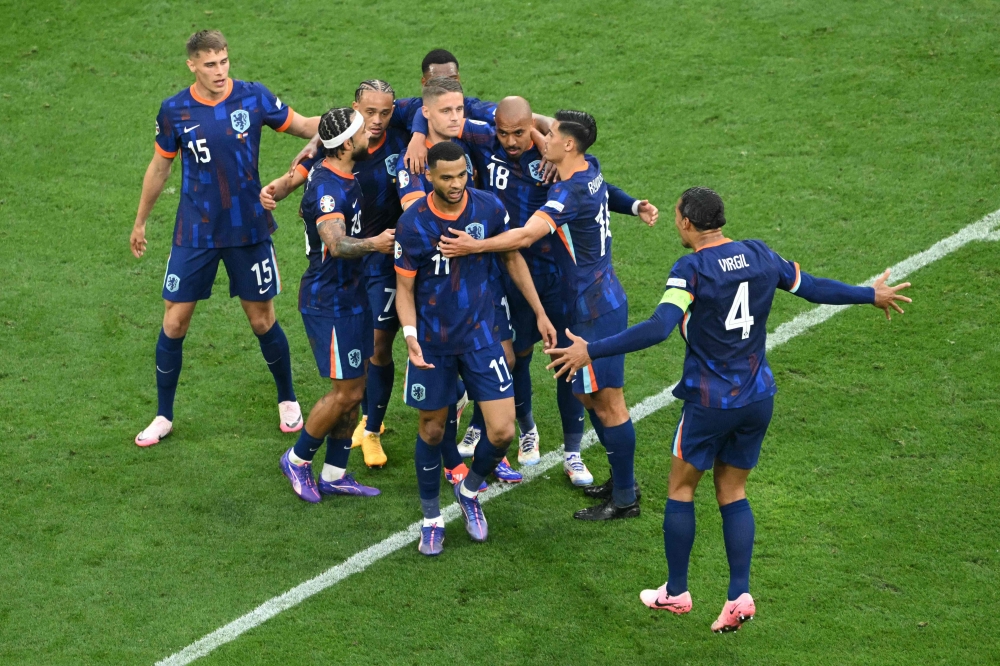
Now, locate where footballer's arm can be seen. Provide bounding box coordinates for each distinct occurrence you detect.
[260,170,306,211]
[500,250,558,350]
[438,215,550,257]
[130,152,173,258]
[317,215,395,260]
[394,272,434,369]
[283,112,321,140]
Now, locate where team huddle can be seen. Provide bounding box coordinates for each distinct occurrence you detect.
[130,31,912,633]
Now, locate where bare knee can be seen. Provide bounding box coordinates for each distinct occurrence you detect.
[485,423,515,448]
[419,415,446,445]
[242,300,276,336]
[163,301,195,338]
[713,462,750,506]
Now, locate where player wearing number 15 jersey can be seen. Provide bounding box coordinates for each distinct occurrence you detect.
[129,31,319,447]
[546,186,912,632]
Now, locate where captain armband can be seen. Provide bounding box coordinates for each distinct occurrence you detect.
[659,288,693,313]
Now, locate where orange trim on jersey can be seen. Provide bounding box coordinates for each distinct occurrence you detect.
[534,211,556,231]
[189,78,233,107]
[427,191,468,221]
[154,143,177,159]
[321,159,355,179]
[695,237,733,252]
[367,132,386,154]
[275,109,295,133]
[456,122,464,140]
[294,164,309,179]
[317,212,345,224]
[395,265,417,278]
[586,364,599,391]
[401,191,425,206]
[566,161,589,177]
[424,138,435,150]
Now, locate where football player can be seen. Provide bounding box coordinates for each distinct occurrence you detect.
[130,31,318,446]
[547,187,911,631]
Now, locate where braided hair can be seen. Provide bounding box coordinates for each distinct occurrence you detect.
[318,107,356,159]
[679,187,726,230]
[355,79,395,102]
[554,110,598,152]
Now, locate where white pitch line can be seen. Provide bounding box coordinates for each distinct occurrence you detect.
[157,208,1000,666]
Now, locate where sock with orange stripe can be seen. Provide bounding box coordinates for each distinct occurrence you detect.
[257,321,295,403]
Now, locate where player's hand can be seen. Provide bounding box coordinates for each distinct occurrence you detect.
[539,157,558,184]
[260,183,278,211]
[373,228,396,255]
[130,222,147,258]
[545,329,592,382]
[537,314,558,352]
[871,269,912,320]
[439,229,479,258]
[288,137,318,175]
[637,200,658,227]
[405,134,429,174]
[405,337,435,369]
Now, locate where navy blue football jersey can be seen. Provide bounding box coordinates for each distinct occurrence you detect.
[154,79,292,248]
[297,161,367,317]
[667,238,802,408]
[394,189,510,355]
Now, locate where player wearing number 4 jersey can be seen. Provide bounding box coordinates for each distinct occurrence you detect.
[394,142,556,556]
[546,187,912,632]
[130,31,319,446]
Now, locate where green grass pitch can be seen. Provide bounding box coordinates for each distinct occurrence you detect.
[1,0,999,663]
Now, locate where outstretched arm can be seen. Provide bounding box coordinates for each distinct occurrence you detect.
[439,215,551,257]
[260,170,306,211]
[607,183,658,226]
[317,217,395,259]
[546,294,687,380]
[794,268,911,319]
[130,152,173,258]
[283,113,321,140]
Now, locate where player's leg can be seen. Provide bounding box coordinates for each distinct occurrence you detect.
[708,396,773,632]
[442,381,487,490]
[356,275,397,447]
[136,245,219,446]
[225,240,301,432]
[573,387,640,520]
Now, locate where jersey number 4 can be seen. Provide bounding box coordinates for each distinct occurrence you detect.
[725,281,755,339]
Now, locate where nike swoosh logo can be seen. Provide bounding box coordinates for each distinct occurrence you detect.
[352,200,358,207]
[491,155,507,164]
[156,366,174,373]
[423,465,440,471]
[259,287,271,294]
[653,599,686,609]
[499,383,512,391]
[377,315,395,321]
[183,125,200,133]
[578,416,585,421]
[266,358,279,365]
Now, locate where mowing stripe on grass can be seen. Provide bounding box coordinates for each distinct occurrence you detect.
[156,208,1000,666]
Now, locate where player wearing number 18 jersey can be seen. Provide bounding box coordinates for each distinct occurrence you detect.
[130,31,319,447]
[546,187,912,632]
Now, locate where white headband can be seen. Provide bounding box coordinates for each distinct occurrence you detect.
[320,111,365,149]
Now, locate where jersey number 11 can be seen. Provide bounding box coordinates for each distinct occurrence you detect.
[725,281,754,339]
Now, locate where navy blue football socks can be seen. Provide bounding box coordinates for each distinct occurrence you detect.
[365,361,394,432]
[720,498,755,600]
[513,351,535,433]
[256,321,295,404]
[439,403,464,469]
[664,499,696,595]
[464,433,507,495]
[292,429,324,461]
[155,329,184,421]
[324,436,352,469]
[603,419,637,506]
[559,380,585,453]
[415,435,442,517]
[360,386,368,417]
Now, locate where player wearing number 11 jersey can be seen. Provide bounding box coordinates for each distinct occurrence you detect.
[129,30,319,446]
[546,186,912,632]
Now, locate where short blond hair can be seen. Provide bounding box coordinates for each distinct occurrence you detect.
[186,30,228,57]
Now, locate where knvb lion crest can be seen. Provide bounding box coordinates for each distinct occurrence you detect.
[348,349,362,368]
[465,154,474,176]
[464,222,485,240]
[230,109,251,133]
[385,153,399,176]
[528,160,545,182]
[164,274,180,293]
[410,383,426,401]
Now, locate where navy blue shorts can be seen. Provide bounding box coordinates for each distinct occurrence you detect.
[671,396,774,471]
[571,304,628,394]
[162,239,282,302]
[366,271,399,332]
[301,310,374,380]
[508,272,570,354]
[403,342,513,411]
[492,279,513,342]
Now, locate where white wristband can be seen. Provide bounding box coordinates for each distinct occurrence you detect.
[403,326,418,340]
[631,200,640,216]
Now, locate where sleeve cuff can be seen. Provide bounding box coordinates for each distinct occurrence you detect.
[631,200,640,216]
[401,191,424,206]
[394,265,417,277]
[154,143,177,159]
[317,212,344,224]
[275,109,295,133]
[534,211,556,231]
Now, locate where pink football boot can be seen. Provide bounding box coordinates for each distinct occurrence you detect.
[639,584,692,614]
[711,593,755,633]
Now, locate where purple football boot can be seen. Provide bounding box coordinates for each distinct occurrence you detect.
[493,457,522,483]
[318,473,381,497]
[453,483,488,542]
[280,448,321,503]
[418,524,445,556]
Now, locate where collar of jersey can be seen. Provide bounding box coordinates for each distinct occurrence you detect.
[189,78,234,107]
[368,131,387,154]
[321,159,355,180]
[427,190,468,220]
[564,161,590,178]
[695,237,733,252]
